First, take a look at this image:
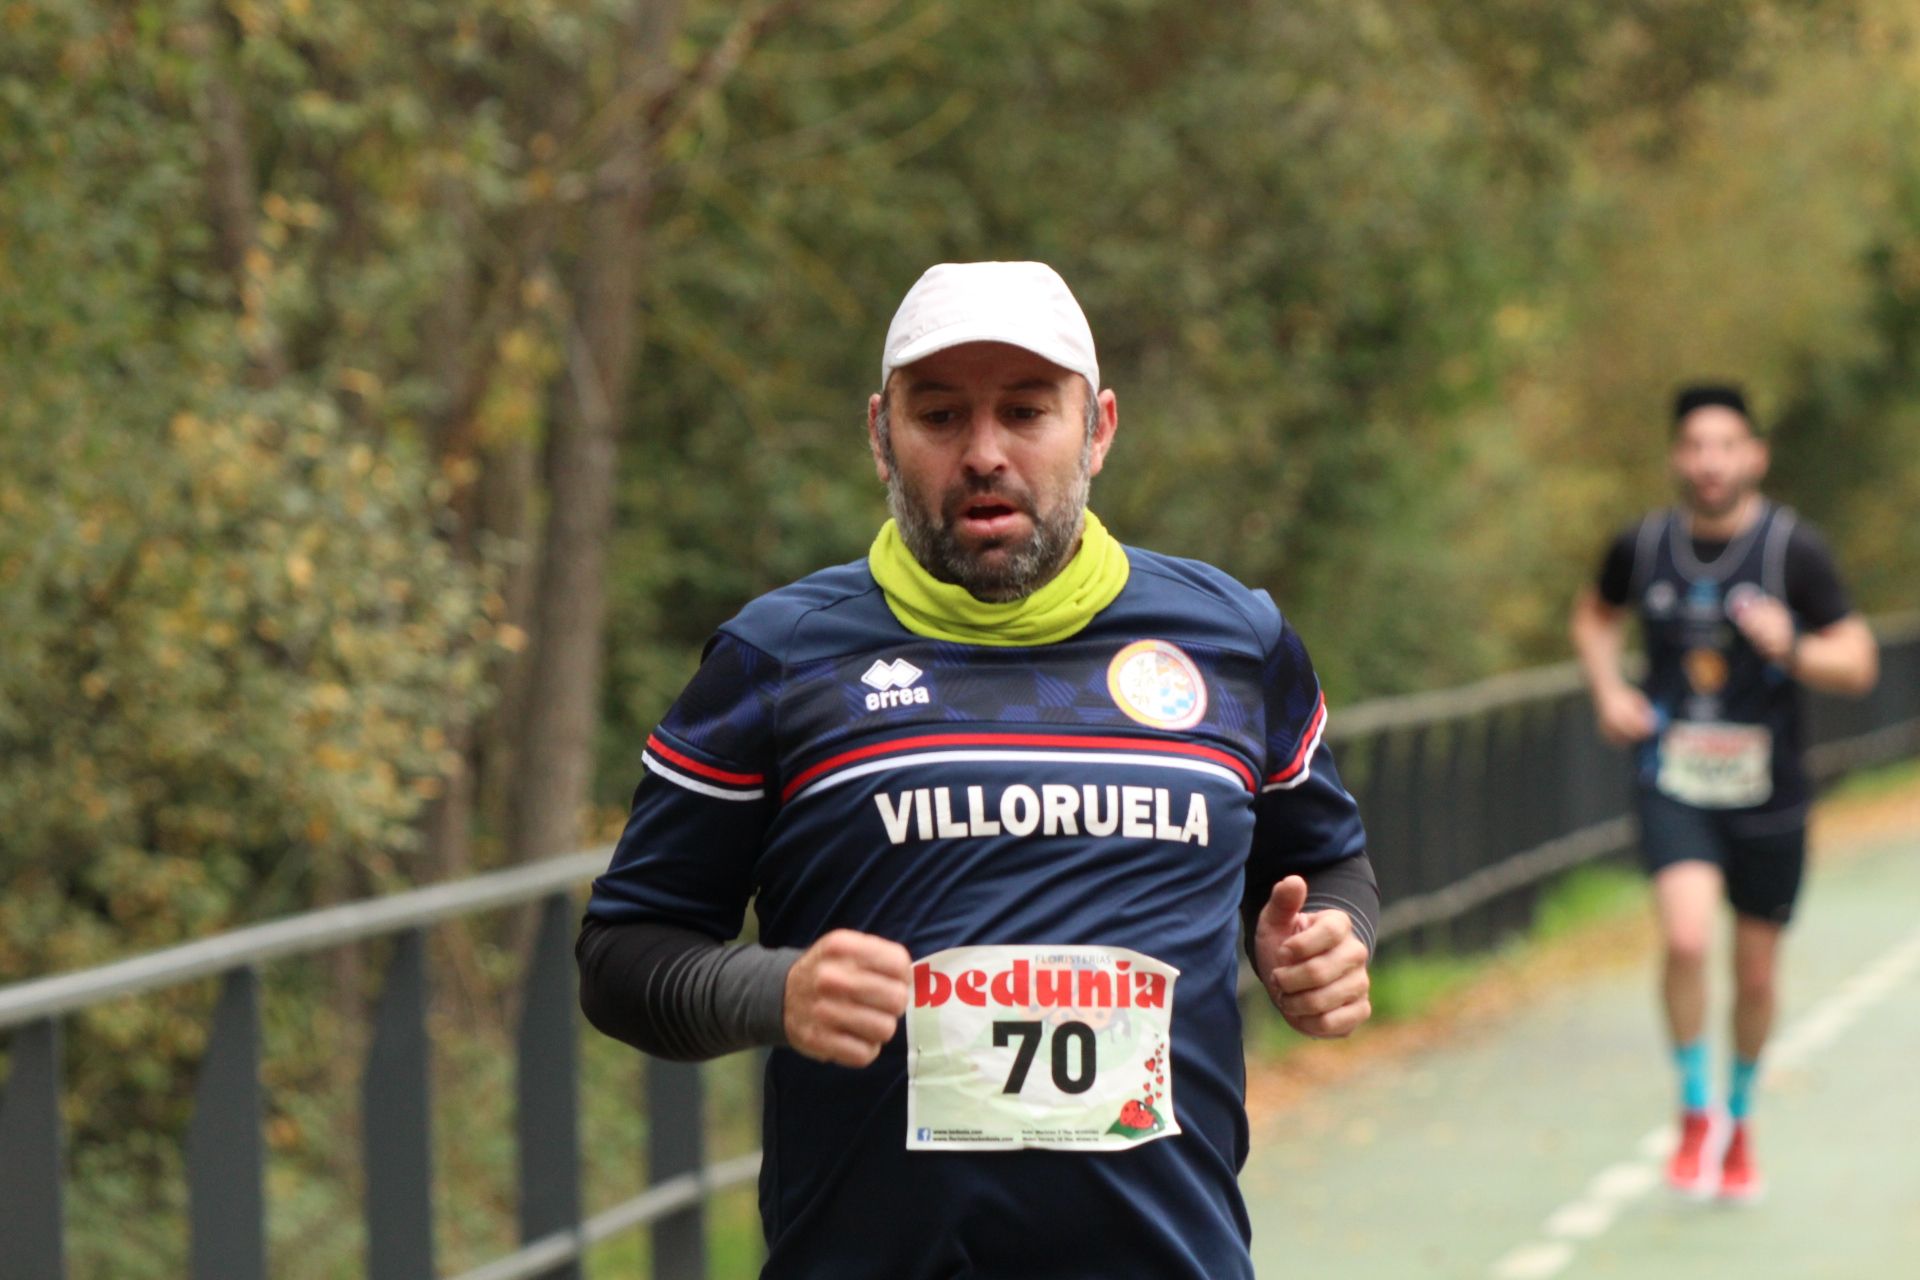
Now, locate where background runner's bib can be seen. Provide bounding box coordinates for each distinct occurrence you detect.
[1657,722,1773,809]
[906,945,1181,1152]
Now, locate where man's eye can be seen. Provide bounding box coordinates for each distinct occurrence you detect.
[1006,406,1042,421]
[921,409,957,426]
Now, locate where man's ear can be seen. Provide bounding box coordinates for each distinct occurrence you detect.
[1088,388,1119,478]
[868,392,890,483]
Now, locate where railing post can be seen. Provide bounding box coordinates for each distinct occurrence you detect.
[517,893,582,1280]
[754,1048,771,1269]
[365,930,435,1280]
[1370,730,1413,959]
[1400,725,1438,954]
[187,967,266,1280]
[1339,733,1391,955]
[1508,700,1553,933]
[0,1018,67,1280]
[648,1059,707,1279]
[1449,716,1492,951]
[1488,705,1529,941]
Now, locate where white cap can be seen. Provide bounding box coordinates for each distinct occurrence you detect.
[880,261,1099,395]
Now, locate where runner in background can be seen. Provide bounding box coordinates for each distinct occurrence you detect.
[577,261,1379,1277]
[1569,384,1878,1202]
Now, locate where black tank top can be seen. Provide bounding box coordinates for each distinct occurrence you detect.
[1627,501,1807,812]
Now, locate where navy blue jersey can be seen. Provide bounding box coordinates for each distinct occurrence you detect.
[1600,503,1848,814]
[588,545,1367,1279]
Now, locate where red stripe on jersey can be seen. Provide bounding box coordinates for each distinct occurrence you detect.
[1264,691,1327,786]
[645,733,766,787]
[781,732,1256,803]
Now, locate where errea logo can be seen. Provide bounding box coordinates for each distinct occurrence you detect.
[861,658,930,711]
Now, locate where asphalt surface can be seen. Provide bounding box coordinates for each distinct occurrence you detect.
[1240,822,1920,1279]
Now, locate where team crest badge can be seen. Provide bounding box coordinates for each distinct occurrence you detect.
[1107,640,1207,730]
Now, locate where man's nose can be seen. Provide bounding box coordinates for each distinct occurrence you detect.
[959,413,1010,476]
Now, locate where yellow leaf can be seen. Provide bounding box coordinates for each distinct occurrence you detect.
[338,367,382,398]
[311,683,351,713]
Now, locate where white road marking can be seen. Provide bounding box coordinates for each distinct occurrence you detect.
[1485,924,1920,1277]
[1490,1242,1575,1279]
[1544,1201,1615,1239]
[1590,1161,1660,1202]
[1633,1128,1672,1162]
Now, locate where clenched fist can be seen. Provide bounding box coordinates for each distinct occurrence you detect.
[1252,876,1372,1039]
[783,929,912,1067]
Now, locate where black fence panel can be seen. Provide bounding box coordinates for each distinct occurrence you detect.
[0,1018,66,1280]
[365,930,436,1280]
[648,1060,708,1280]
[187,968,266,1280]
[517,895,584,1280]
[3,619,1915,1279]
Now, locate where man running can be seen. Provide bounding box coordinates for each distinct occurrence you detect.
[1570,384,1878,1202]
[578,261,1378,1277]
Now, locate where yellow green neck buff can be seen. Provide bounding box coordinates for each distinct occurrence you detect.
[868,510,1130,647]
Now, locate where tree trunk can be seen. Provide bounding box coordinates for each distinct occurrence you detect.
[183,17,286,385]
[504,4,681,865]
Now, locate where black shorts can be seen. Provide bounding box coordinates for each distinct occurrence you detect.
[1634,786,1807,924]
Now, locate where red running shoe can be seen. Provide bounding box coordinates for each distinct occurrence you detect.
[1719,1121,1765,1204]
[1666,1109,1719,1197]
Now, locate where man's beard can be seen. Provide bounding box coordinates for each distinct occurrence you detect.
[884,444,1092,603]
[1683,476,1752,520]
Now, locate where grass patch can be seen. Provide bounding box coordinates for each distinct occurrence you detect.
[1821,756,1920,803]
[1367,952,1485,1022]
[1530,860,1645,941]
[1250,857,1649,1058]
[1371,861,1645,1024]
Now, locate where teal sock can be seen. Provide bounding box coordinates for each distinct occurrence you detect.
[1728,1057,1760,1120]
[1673,1040,1711,1112]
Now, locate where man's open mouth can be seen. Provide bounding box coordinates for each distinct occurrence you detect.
[954,497,1025,538]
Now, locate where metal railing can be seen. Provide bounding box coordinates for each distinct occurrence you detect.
[4,615,1917,1279]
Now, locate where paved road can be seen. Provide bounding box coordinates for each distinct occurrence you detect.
[1241,825,1920,1279]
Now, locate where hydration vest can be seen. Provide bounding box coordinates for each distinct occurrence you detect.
[1628,501,1807,811]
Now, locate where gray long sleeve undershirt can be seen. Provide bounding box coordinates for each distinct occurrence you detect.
[576,918,801,1062]
[579,851,1380,1063]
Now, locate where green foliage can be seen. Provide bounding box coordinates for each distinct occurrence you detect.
[602,0,1920,777]
[6,0,1920,1269]
[0,405,494,942]
[0,0,503,1173]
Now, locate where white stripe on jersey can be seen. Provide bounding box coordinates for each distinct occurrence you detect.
[642,751,767,802]
[788,749,1248,803]
[1261,709,1329,793]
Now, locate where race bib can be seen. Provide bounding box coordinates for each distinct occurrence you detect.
[1657,722,1773,809]
[905,945,1180,1152]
